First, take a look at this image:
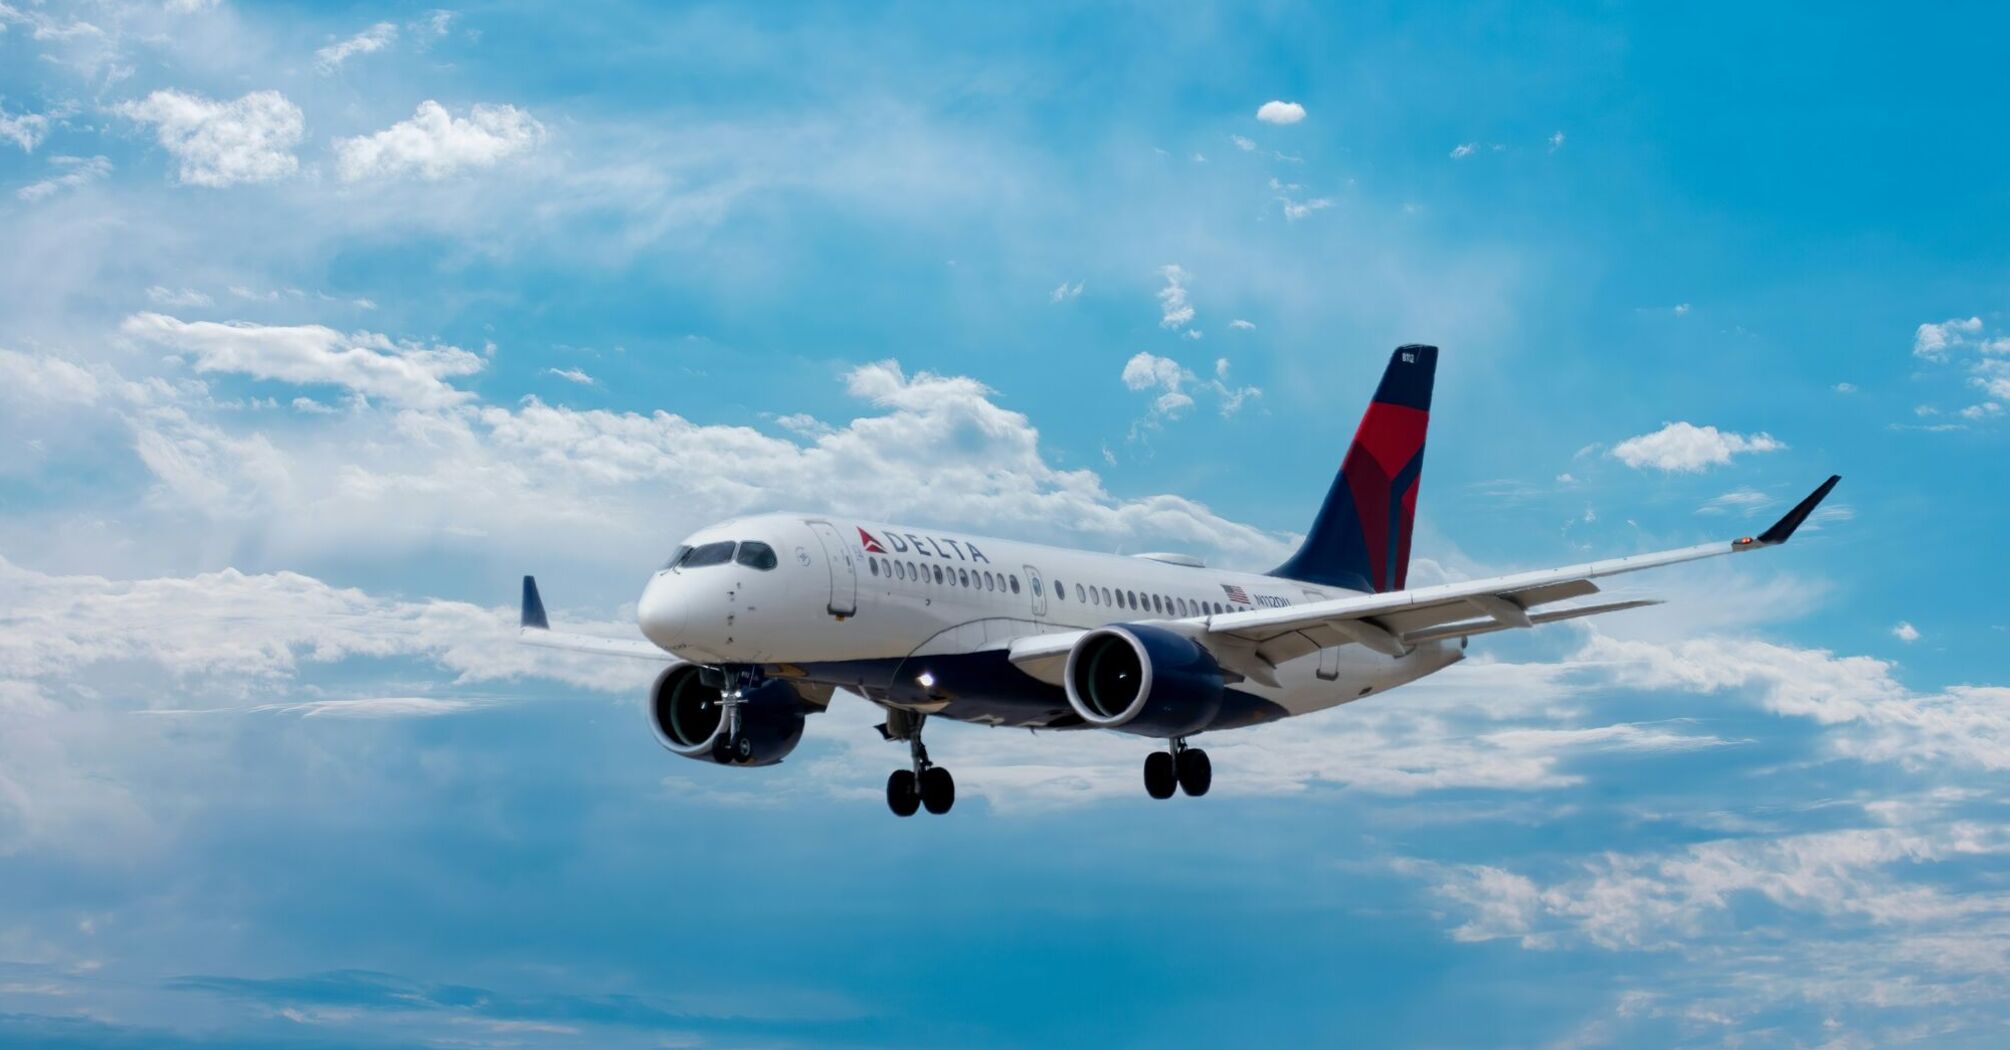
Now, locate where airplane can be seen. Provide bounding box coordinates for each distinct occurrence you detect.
[520,344,1840,817]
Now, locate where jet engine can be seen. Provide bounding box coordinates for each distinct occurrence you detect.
[648,664,807,766]
[1062,624,1224,738]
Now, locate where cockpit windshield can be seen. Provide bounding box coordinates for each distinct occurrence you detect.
[666,539,778,572]
[677,541,736,568]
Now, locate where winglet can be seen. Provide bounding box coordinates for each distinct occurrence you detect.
[1740,475,1842,548]
[521,575,549,630]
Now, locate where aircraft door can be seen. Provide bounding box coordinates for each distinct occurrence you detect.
[1024,564,1048,618]
[1302,588,1340,680]
[807,521,858,616]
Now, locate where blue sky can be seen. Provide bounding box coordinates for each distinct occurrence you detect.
[3,2,2008,1046]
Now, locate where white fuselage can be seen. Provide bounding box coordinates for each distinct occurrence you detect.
[637,513,1460,730]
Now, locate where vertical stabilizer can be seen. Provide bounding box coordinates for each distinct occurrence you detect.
[1269,344,1437,593]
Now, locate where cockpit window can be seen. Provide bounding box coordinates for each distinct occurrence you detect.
[678,541,736,568]
[735,541,778,570]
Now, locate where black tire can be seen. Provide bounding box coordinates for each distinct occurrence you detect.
[1177,747,1212,797]
[920,767,956,815]
[1143,751,1176,799]
[886,770,920,817]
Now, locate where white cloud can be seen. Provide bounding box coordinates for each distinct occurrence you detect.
[1122,350,1186,395]
[314,22,398,73]
[1211,357,1260,416]
[1892,622,1921,643]
[114,89,304,187]
[1229,319,1255,331]
[1255,100,1305,125]
[333,101,545,182]
[546,366,595,385]
[1914,316,1981,359]
[146,286,212,308]
[1155,264,1193,328]
[1696,487,1775,516]
[1450,142,1477,159]
[1121,352,1260,430]
[1278,195,1332,221]
[1048,280,1083,303]
[1610,421,1785,472]
[120,312,483,408]
[1421,821,2010,953]
[15,154,109,200]
[0,105,50,151]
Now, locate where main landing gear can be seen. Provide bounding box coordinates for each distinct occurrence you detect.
[1143,738,1211,800]
[881,710,955,817]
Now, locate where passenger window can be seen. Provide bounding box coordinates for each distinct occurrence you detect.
[1010,575,1021,594]
[679,541,736,568]
[735,541,778,570]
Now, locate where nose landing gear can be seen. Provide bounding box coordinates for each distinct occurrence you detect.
[706,665,761,764]
[1144,738,1210,799]
[880,710,955,817]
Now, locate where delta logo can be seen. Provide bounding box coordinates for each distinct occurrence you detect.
[855,526,991,564]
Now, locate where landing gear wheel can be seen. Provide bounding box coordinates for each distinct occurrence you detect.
[1143,751,1177,799]
[1176,747,1212,797]
[920,767,956,815]
[886,769,920,817]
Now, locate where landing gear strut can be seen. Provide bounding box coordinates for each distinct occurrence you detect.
[1144,738,1210,799]
[707,665,760,765]
[882,710,955,817]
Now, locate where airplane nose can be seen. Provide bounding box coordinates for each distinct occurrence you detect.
[637,575,686,649]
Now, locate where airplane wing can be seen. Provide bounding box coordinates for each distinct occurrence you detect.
[517,576,675,660]
[1010,475,1840,687]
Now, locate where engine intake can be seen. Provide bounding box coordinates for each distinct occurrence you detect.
[1063,625,1224,738]
[648,664,807,766]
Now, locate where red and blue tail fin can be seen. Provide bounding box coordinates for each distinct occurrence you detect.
[1270,344,1436,593]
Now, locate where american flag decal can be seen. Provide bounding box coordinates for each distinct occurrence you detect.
[1221,583,1251,605]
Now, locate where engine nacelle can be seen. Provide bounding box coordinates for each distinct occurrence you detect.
[648,664,807,766]
[1063,624,1224,738]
